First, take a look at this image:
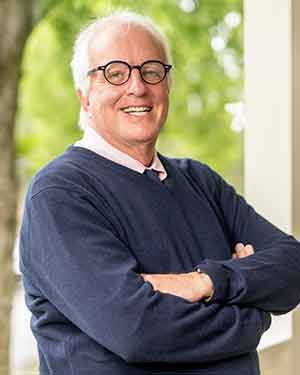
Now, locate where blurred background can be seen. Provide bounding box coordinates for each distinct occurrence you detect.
[1,0,299,374]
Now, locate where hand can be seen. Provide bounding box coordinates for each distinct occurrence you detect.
[140,271,213,303]
[232,242,255,259]
[140,243,255,304]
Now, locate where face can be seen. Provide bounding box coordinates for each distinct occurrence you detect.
[79,25,170,156]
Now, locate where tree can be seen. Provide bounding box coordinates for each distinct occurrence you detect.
[0,0,64,372]
[0,1,35,372]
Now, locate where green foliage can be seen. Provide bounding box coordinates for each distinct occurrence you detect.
[17,0,243,188]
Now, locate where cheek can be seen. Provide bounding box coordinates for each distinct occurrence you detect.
[155,91,169,115]
[153,84,169,105]
[88,90,120,115]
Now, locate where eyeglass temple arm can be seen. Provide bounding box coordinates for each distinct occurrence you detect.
[87,66,105,76]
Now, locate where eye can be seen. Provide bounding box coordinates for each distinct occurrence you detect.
[107,69,126,80]
[142,63,165,82]
[143,69,161,78]
[109,70,124,78]
[105,63,129,83]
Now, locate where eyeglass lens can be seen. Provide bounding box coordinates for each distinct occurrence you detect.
[104,61,166,85]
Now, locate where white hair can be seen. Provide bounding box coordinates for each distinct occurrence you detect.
[70,10,173,130]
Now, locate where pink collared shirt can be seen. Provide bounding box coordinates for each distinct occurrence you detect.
[74,126,167,181]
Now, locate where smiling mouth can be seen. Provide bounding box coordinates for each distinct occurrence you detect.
[121,106,152,115]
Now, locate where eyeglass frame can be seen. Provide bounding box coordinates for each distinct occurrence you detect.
[87,59,172,85]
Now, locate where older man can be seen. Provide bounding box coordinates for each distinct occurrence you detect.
[20,11,300,375]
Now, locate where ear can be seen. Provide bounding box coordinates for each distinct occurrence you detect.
[77,89,90,113]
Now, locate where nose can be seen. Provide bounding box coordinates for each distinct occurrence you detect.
[126,68,147,96]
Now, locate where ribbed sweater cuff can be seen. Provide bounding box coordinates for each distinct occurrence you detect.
[192,260,232,303]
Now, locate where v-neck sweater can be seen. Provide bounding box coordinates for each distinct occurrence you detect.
[20,145,300,375]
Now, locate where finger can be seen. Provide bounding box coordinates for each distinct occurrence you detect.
[236,244,254,258]
[244,244,255,255]
[235,242,245,253]
[232,253,237,259]
[235,242,246,258]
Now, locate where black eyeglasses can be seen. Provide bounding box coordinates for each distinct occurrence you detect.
[87,60,172,85]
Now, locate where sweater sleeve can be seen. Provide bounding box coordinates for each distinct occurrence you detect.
[21,186,270,364]
[192,163,300,314]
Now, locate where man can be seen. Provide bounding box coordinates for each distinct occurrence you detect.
[20,11,300,375]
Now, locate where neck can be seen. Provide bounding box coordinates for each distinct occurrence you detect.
[119,147,155,167]
[87,124,156,166]
[110,141,156,166]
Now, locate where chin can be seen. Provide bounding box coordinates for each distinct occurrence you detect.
[125,128,160,143]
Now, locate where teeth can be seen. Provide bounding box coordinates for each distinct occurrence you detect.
[122,106,151,113]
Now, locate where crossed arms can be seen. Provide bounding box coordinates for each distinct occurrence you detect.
[141,243,254,303]
[20,162,300,364]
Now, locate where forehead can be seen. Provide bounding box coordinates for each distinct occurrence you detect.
[88,24,166,66]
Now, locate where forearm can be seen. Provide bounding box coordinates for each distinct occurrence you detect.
[22,187,269,364]
[195,163,300,314]
[121,297,271,364]
[25,248,269,364]
[196,237,300,314]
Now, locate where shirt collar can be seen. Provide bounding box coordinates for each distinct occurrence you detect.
[74,126,167,181]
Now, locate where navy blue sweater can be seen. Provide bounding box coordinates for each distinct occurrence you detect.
[20,146,300,375]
